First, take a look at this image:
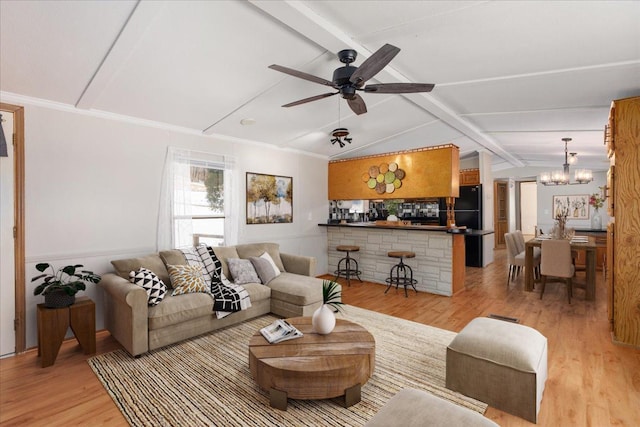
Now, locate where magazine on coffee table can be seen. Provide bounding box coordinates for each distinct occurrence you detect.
[260,319,303,344]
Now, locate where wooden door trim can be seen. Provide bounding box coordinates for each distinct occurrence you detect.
[493,181,508,248]
[1,102,25,354]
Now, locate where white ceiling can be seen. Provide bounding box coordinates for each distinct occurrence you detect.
[1,0,639,172]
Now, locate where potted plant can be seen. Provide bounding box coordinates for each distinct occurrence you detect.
[32,263,101,308]
[385,199,400,221]
[312,280,344,334]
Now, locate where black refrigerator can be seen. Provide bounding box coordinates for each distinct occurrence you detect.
[439,185,483,267]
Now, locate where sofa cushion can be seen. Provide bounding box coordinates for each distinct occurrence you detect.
[235,243,285,272]
[148,292,215,330]
[148,283,270,330]
[250,256,278,284]
[159,249,188,268]
[267,272,323,306]
[260,252,281,277]
[212,246,240,279]
[227,258,261,285]
[112,254,171,288]
[167,264,208,296]
[129,267,167,306]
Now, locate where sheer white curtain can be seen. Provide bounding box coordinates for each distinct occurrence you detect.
[223,156,238,246]
[157,147,236,250]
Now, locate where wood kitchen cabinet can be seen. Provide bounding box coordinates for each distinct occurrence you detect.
[605,96,640,347]
[460,168,480,186]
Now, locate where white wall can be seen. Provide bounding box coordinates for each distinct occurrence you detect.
[18,102,329,349]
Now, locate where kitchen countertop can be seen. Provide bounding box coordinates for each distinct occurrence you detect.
[318,222,493,235]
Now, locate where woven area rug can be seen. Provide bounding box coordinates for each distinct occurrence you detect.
[88,305,487,426]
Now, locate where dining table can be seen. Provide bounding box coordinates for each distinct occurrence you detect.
[524,236,597,301]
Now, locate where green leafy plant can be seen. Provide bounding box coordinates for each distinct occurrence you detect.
[322,280,344,313]
[385,199,400,217]
[32,263,101,297]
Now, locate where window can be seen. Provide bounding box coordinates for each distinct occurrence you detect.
[158,148,236,250]
[185,165,225,247]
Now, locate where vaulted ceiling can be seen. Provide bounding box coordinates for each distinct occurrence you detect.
[1,1,639,172]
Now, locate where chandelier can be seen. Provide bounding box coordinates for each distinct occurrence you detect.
[539,138,593,186]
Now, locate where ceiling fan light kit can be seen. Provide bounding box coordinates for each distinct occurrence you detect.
[330,128,352,148]
[269,43,434,116]
[539,138,593,186]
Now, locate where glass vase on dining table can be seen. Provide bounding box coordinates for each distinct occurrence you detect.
[551,219,574,240]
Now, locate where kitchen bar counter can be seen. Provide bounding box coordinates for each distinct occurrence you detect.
[320,221,493,235]
[319,222,469,296]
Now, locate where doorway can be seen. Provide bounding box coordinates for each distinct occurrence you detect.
[519,181,537,239]
[0,102,25,356]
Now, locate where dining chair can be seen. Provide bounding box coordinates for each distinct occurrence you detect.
[513,230,525,253]
[504,233,522,283]
[540,239,575,303]
[505,232,540,286]
[515,229,541,260]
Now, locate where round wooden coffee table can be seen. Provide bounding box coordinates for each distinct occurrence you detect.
[249,316,375,410]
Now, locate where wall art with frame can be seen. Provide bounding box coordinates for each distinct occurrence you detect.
[246,172,293,224]
[552,194,589,220]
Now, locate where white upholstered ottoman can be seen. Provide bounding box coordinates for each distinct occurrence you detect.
[446,317,548,423]
[365,388,499,427]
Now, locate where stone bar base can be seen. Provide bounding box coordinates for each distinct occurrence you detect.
[326,226,463,296]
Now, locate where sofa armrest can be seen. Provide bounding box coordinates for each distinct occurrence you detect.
[98,273,149,357]
[280,253,317,277]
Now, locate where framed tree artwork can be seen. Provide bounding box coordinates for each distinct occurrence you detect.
[246,172,293,224]
[552,194,589,220]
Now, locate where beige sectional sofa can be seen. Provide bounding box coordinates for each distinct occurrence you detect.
[99,242,331,357]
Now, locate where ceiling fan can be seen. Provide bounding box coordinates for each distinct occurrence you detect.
[269,43,435,116]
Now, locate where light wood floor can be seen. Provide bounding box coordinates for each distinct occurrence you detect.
[1,247,638,426]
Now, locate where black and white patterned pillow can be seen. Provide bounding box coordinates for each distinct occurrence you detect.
[129,267,167,306]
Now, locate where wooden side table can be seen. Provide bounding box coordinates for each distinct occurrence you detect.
[37,296,96,367]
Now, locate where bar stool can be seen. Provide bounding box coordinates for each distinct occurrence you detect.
[334,245,362,286]
[385,251,418,297]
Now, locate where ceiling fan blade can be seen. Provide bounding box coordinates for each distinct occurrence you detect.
[364,82,435,94]
[347,94,367,115]
[269,64,335,87]
[349,44,401,86]
[282,92,338,108]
